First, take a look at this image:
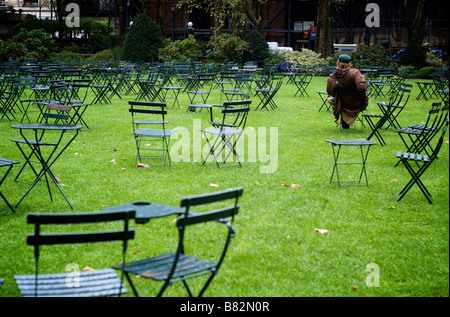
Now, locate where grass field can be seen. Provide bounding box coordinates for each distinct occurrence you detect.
[0,73,448,297]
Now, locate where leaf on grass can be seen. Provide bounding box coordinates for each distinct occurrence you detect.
[391,178,398,182]
[315,228,329,234]
[110,159,116,164]
[302,108,308,112]
[55,177,61,183]
[137,162,150,168]
[74,152,82,156]
[101,205,110,208]
[282,183,301,188]
[83,266,96,271]
[209,183,219,188]
[121,168,126,171]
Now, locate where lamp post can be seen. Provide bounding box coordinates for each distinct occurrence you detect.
[171,4,176,41]
[126,0,131,32]
[187,21,194,37]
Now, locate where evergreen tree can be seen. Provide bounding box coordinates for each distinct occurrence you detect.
[121,14,163,62]
[399,39,427,70]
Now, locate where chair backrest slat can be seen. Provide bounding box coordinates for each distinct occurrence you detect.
[180,187,243,208]
[177,206,240,228]
[27,230,135,246]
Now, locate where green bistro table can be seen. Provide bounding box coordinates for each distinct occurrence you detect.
[11,123,82,209]
[326,139,377,188]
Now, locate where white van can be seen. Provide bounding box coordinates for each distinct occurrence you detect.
[268,42,294,54]
[333,44,358,53]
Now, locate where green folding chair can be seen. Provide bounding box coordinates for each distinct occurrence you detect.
[113,187,243,297]
[14,210,135,297]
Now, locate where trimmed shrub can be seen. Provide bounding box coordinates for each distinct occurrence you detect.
[121,14,163,62]
[87,49,119,62]
[399,39,427,70]
[243,31,270,67]
[50,50,84,62]
[158,35,202,63]
[418,66,436,78]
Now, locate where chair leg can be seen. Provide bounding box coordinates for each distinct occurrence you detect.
[397,159,433,204]
[124,272,140,297]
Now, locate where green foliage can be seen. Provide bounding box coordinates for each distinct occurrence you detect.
[242,31,270,67]
[425,53,443,68]
[207,33,249,64]
[49,50,84,62]
[417,66,436,78]
[351,44,395,68]
[121,14,163,62]
[283,48,329,68]
[158,35,202,63]
[14,17,111,36]
[88,33,119,52]
[87,48,121,62]
[0,28,54,62]
[327,44,396,69]
[399,39,427,70]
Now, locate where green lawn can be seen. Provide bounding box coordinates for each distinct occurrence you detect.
[0,74,448,297]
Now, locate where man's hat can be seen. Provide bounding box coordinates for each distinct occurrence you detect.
[338,54,352,63]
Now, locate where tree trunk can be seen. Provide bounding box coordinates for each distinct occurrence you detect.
[156,0,167,37]
[400,0,427,41]
[315,0,333,57]
[118,0,126,46]
[55,0,65,48]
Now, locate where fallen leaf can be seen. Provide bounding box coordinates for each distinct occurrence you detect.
[110,159,116,164]
[302,108,308,111]
[112,147,117,151]
[101,205,110,208]
[282,183,301,188]
[137,162,150,168]
[120,168,126,171]
[315,228,329,235]
[391,178,398,182]
[209,183,219,188]
[82,266,96,271]
[55,177,61,183]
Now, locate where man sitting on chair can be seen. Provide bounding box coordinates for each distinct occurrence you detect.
[326,54,368,129]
